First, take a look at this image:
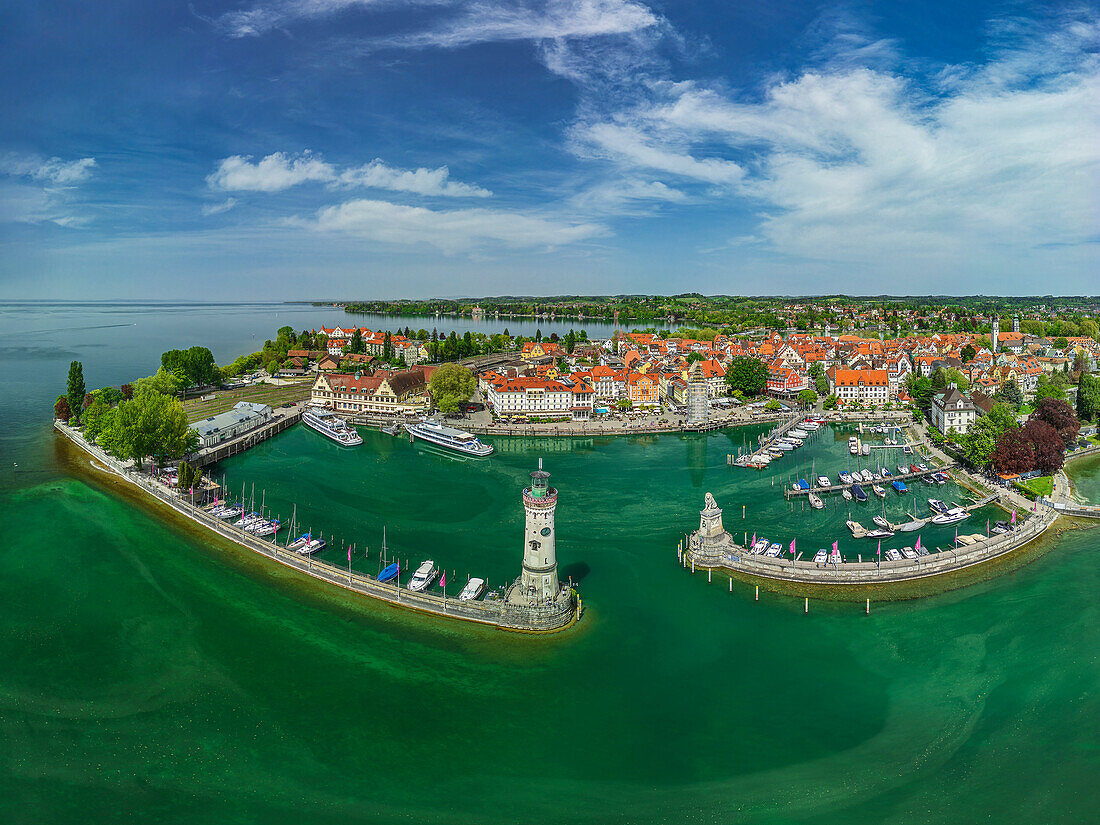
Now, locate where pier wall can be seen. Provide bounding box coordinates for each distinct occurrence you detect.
[684,506,1058,585]
[54,421,579,633]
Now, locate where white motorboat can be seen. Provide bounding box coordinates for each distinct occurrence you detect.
[812,550,828,564]
[846,520,866,537]
[302,406,363,446]
[849,444,859,455]
[901,547,919,559]
[407,419,494,457]
[458,578,485,600]
[235,512,263,528]
[298,538,325,555]
[407,560,439,591]
[251,519,281,537]
[287,533,312,551]
[894,516,928,532]
[808,493,825,510]
[830,546,842,565]
[928,498,949,514]
[860,469,874,483]
[839,471,853,484]
[865,528,895,539]
[788,428,809,439]
[765,543,783,557]
[885,548,903,561]
[218,505,243,519]
[801,421,820,431]
[902,445,914,455]
[817,475,831,488]
[752,539,769,554]
[931,508,969,525]
[772,441,796,451]
[842,489,853,501]
[861,444,871,456]
[872,484,887,498]
[872,516,892,529]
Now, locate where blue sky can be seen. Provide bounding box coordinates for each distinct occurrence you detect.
[1,1,1097,299]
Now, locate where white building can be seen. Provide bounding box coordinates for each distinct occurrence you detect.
[931,384,978,435]
[191,401,273,448]
[485,376,593,420]
[828,368,891,405]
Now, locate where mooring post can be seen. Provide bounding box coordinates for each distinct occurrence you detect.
[729,578,732,593]
[866,598,870,615]
[804,597,808,614]
[755,585,759,601]
[691,559,695,574]
[708,569,712,583]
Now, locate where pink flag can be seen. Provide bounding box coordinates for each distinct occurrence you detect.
[347,545,351,564]
[439,571,447,588]
[789,538,796,556]
[1011,509,1016,525]
[752,532,756,548]
[915,535,922,552]
[832,540,838,553]
[986,519,990,536]
[877,540,881,556]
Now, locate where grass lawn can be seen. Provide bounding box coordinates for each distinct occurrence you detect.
[1015,476,1053,498]
[182,380,314,422]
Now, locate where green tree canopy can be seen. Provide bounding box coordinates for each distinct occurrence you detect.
[133,366,182,397]
[796,389,818,408]
[66,361,85,425]
[100,388,198,470]
[1077,373,1100,422]
[1035,382,1066,402]
[959,401,1018,468]
[724,357,769,397]
[429,363,476,414]
[994,378,1023,409]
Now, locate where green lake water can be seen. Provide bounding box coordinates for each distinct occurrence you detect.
[0,303,1097,823]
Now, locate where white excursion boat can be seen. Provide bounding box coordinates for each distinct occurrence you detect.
[407,560,439,591]
[303,406,363,446]
[407,419,494,456]
[458,578,485,601]
[812,549,828,564]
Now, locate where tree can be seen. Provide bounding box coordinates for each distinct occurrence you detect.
[995,378,1023,409]
[54,395,72,422]
[931,368,948,392]
[82,397,113,442]
[1021,419,1065,474]
[823,393,839,410]
[101,389,198,470]
[383,331,393,360]
[120,383,134,400]
[905,374,933,408]
[943,368,969,391]
[177,460,204,493]
[349,329,364,355]
[1054,336,1069,350]
[133,366,181,397]
[429,363,475,414]
[808,361,825,379]
[564,329,577,353]
[764,399,781,411]
[66,361,86,424]
[1077,373,1100,421]
[991,428,1034,474]
[961,344,976,362]
[960,402,1018,468]
[1032,397,1079,446]
[724,356,769,397]
[797,389,818,409]
[1035,382,1066,402]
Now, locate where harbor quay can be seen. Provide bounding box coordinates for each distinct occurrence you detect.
[681,489,1059,587]
[54,421,581,634]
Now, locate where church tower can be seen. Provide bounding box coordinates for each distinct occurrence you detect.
[509,460,562,606]
[992,317,999,353]
[1013,315,1020,333]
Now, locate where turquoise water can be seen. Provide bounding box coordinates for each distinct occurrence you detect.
[0,303,1097,823]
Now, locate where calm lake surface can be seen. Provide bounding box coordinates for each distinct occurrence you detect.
[0,302,1097,824]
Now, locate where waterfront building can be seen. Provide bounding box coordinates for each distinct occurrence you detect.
[485,376,593,420]
[311,370,429,416]
[191,401,273,447]
[626,372,660,407]
[931,383,978,435]
[827,368,891,405]
[506,460,568,607]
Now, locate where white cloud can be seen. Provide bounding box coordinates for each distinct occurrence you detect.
[207,152,334,192]
[207,151,490,197]
[202,197,239,216]
[574,122,744,185]
[298,197,605,253]
[216,0,399,38]
[376,0,659,51]
[1,153,97,186]
[337,160,491,197]
[0,153,97,227]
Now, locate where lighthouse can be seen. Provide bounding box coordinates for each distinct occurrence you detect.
[507,459,563,607]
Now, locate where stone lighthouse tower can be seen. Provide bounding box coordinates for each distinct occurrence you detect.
[507,459,562,607]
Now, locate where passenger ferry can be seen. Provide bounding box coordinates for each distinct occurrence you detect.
[302,406,363,446]
[407,419,494,457]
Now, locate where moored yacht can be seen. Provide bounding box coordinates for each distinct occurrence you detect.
[407,419,494,456]
[302,406,363,446]
[407,560,439,591]
[458,578,485,600]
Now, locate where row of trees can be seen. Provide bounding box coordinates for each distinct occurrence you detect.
[57,360,198,470]
[954,397,1080,475]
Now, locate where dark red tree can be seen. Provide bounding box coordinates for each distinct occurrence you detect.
[121,383,134,400]
[1032,397,1080,446]
[992,428,1035,474]
[1021,418,1065,474]
[83,392,95,409]
[54,395,72,422]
